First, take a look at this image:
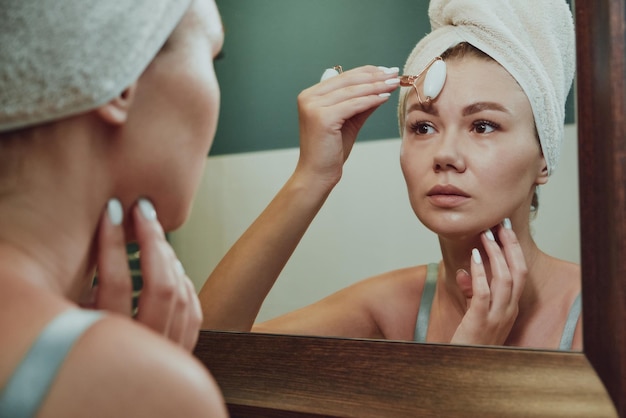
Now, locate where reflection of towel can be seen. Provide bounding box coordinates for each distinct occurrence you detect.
[0,0,192,132]
[398,0,575,175]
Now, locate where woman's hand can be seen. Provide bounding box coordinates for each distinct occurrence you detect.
[295,65,400,188]
[451,219,528,346]
[86,198,202,351]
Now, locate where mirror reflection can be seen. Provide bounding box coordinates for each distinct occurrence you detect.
[172,0,581,351]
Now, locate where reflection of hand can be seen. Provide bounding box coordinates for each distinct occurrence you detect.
[87,198,202,351]
[451,219,527,346]
[295,65,400,188]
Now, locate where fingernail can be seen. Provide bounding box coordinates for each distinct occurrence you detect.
[385,78,401,85]
[378,66,399,74]
[378,92,391,98]
[503,218,512,230]
[107,198,123,226]
[174,259,185,276]
[138,198,157,221]
[320,68,339,81]
[456,268,469,276]
[472,248,482,264]
[484,229,495,241]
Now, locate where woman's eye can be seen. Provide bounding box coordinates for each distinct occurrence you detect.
[410,121,436,135]
[473,121,499,134]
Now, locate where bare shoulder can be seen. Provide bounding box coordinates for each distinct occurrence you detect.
[313,264,429,312]
[549,257,582,350]
[552,256,581,276]
[40,314,227,418]
[544,252,579,271]
[544,255,581,292]
[348,264,429,296]
[349,264,431,340]
[254,265,430,340]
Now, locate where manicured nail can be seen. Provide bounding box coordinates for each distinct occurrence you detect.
[472,248,482,264]
[320,68,339,81]
[138,198,157,221]
[385,78,401,85]
[503,218,512,230]
[378,66,399,74]
[107,198,123,226]
[174,259,185,276]
[378,92,391,98]
[484,229,495,241]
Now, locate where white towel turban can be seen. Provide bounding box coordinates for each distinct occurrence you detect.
[0,0,192,133]
[398,0,575,175]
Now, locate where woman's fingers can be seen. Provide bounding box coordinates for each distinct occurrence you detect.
[132,199,201,350]
[182,275,203,351]
[165,261,203,351]
[305,69,400,115]
[497,219,528,303]
[299,66,400,126]
[480,228,512,313]
[93,198,133,316]
[314,65,399,97]
[452,219,527,346]
[468,248,491,317]
[92,198,200,351]
[133,199,176,334]
[450,249,491,344]
[480,227,515,313]
[164,261,191,345]
[296,65,400,181]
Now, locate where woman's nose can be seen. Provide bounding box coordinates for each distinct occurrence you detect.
[432,133,466,173]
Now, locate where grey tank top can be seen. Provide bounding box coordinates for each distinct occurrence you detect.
[413,263,582,350]
[0,309,104,418]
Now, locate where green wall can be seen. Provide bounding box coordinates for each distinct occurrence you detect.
[212,0,575,156]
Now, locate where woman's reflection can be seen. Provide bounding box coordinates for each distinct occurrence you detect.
[199,0,581,350]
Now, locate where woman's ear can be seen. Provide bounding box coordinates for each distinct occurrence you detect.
[535,156,549,185]
[96,83,138,125]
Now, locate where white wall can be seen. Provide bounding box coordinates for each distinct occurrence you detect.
[170,125,579,322]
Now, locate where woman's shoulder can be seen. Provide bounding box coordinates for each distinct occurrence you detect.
[355,263,431,288]
[340,263,435,304]
[543,254,581,290]
[347,263,435,340]
[0,274,226,417]
[38,313,227,418]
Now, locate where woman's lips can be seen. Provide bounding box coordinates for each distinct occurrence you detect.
[427,185,470,207]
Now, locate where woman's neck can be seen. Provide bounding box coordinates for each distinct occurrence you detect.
[0,119,110,302]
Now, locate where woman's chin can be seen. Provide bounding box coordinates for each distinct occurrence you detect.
[419,216,491,242]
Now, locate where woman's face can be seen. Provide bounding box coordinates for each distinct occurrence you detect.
[120,0,224,231]
[400,56,548,240]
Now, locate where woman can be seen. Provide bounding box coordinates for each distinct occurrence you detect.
[0,0,228,416]
[200,0,581,350]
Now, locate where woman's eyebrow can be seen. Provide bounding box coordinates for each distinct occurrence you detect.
[462,102,511,116]
[407,102,439,116]
[406,101,511,117]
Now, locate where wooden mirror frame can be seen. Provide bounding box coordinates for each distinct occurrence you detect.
[194,0,625,415]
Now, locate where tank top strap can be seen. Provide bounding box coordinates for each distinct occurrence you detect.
[559,292,582,351]
[414,263,439,343]
[0,308,105,418]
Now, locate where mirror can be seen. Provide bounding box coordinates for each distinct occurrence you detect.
[172,0,581,348]
[191,0,624,415]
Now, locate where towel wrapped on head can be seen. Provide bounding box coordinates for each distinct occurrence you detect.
[0,0,192,133]
[398,0,575,175]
